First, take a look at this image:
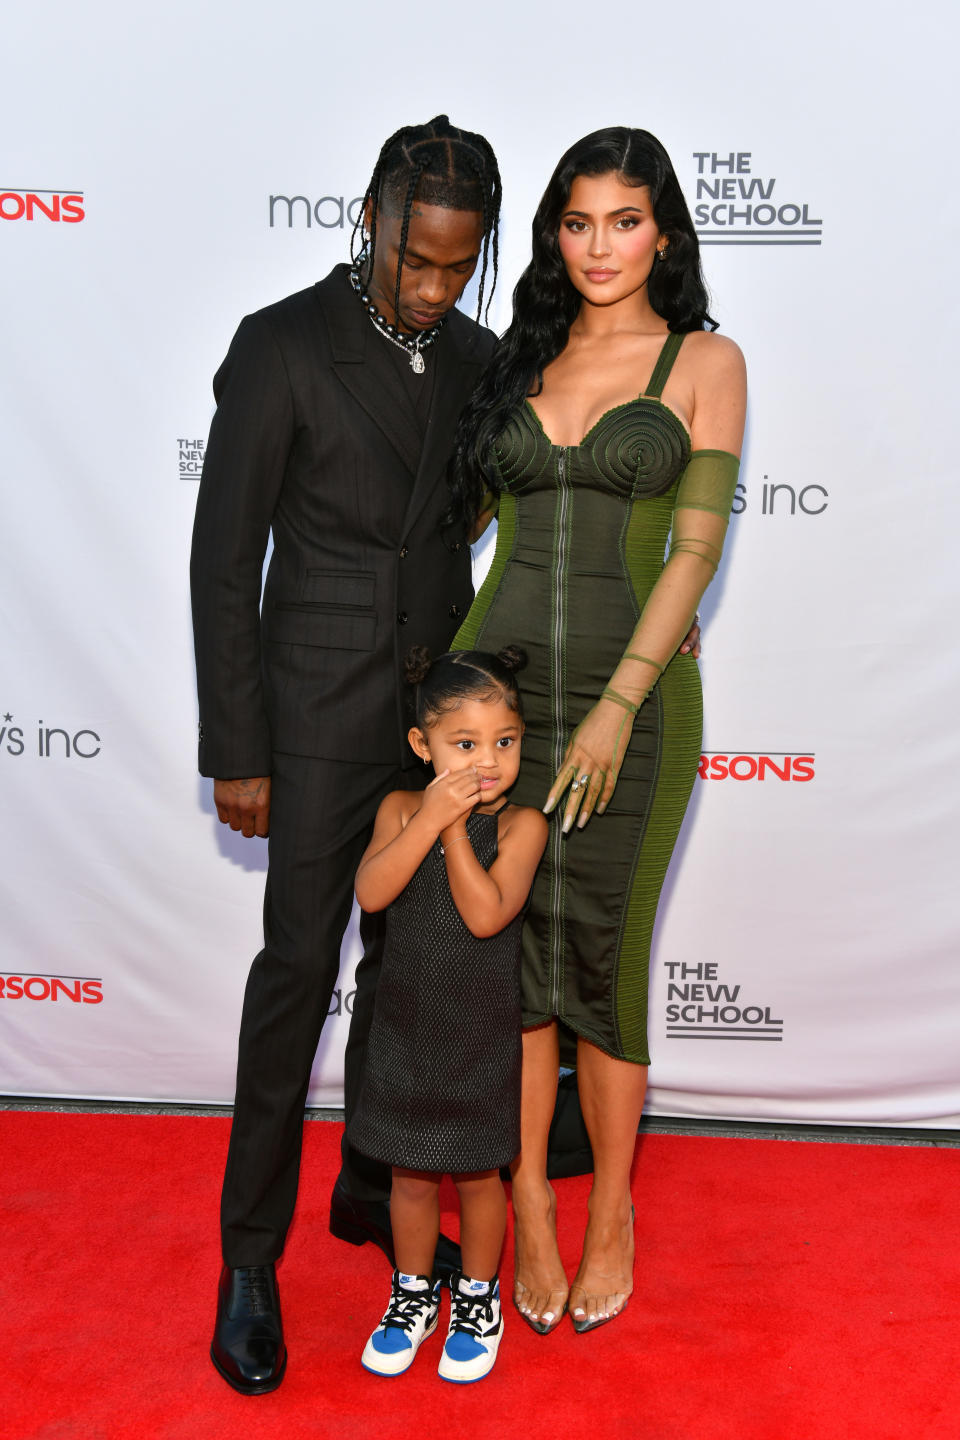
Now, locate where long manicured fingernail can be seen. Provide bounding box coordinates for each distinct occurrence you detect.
[562,816,572,834]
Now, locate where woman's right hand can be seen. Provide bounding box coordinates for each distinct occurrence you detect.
[544,694,635,832]
[419,766,481,838]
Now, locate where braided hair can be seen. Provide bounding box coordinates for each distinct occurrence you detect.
[351,115,502,326]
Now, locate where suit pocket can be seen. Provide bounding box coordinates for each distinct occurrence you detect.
[268,604,377,651]
[303,569,375,608]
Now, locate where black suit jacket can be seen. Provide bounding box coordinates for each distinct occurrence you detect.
[190,265,496,775]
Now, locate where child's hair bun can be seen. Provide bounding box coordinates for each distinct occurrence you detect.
[403,645,433,686]
[496,645,528,674]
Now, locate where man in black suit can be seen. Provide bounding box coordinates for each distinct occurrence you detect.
[191,117,502,1394]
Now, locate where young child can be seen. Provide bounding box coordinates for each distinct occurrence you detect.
[347,646,548,1384]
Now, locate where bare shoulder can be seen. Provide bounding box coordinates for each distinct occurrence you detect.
[682,329,746,381]
[683,332,747,453]
[376,788,421,828]
[498,803,549,848]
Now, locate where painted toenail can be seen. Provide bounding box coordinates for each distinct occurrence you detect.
[543,1311,555,1322]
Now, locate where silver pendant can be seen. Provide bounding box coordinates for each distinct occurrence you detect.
[410,350,425,375]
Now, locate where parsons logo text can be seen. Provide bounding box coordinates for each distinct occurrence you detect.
[0,189,85,222]
[698,753,815,782]
[0,973,103,1003]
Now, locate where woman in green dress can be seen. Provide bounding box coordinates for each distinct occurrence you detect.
[449,128,747,1334]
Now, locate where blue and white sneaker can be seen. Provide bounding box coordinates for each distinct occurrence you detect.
[438,1273,503,1383]
[361,1271,442,1377]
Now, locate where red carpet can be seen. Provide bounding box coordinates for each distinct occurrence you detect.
[4,1112,958,1440]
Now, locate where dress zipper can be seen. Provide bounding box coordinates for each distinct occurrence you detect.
[550,447,570,1015]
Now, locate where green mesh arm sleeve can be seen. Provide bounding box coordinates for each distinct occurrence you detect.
[606,449,741,709]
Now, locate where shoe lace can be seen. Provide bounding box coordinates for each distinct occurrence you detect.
[383,1280,435,1333]
[239,1266,273,1315]
[450,1288,495,1338]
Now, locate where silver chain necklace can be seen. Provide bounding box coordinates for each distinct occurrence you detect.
[349,264,444,374]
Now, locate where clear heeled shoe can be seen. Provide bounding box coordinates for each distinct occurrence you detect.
[568,1286,629,1334]
[568,1205,635,1334]
[513,1278,569,1336]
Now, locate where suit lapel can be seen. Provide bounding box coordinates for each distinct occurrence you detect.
[402,308,488,538]
[321,266,422,477]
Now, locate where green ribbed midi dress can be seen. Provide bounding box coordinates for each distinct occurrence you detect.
[453,332,729,1065]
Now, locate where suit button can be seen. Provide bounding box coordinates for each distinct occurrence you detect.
[452,542,462,552]
[448,604,461,619]
[397,612,408,624]
[399,546,409,559]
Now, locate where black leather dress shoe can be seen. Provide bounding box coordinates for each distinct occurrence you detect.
[210,1263,286,1394]
[329,1177,462,1284]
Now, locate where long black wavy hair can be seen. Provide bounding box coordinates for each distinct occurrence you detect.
[448,127,716,524]
[350,115,502,327]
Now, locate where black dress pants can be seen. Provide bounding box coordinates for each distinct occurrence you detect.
[220,751,417,1268]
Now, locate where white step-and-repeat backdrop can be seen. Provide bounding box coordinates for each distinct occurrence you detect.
[3,1,958,1126]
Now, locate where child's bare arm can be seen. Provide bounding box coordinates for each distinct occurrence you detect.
[355,769,481,912]
[443,806,548,938]
[354,793,434,912]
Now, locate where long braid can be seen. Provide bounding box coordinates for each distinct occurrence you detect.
[392,154,430,332]
[473,132,501,323]
[354,115,502,325]
[462,148,501,323]
[350,121,411,266]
